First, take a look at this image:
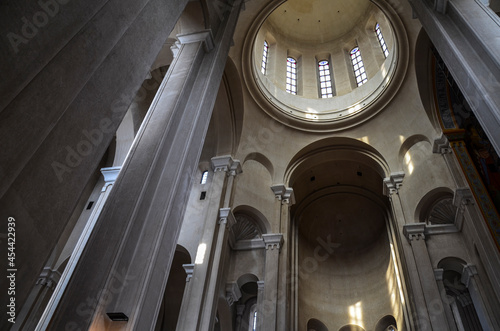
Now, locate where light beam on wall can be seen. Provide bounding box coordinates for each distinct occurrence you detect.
[348,301,363,327]
[195,243,207,264]
[390,243,405,304]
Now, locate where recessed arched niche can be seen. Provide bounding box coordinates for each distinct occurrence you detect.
[286,138,405,331]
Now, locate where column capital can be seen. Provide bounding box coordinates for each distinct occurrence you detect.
[461,264,478,287]
[271,184,295,205]
[219,208,236,229]
[453,187,474,207]
[383,172,405,196]
[183,264,195,282]
[262,233,284,251]
[433,134,452,154]
[100,166,121,191]
[225,282,242,306]
[211,155,242,176]
[36,267,61,290]
[434,268,445,281]
[257,280,265,290]
[403,223,426,241]
[177,29,214,52]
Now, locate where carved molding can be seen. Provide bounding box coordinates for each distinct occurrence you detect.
[453,187,474,207]
[433,134,452,154]
[383,172,405,196]
[461,264,478,287]
[271,184,295,205]
[225,282,242,306]
[36,267,61,290]
[403,223,426,241]
[219,208,236,229]
[211,155,242,176]
[100,166,121,191]
[177,29,214,52]
[262,233,284,251]
[183,263,195,282]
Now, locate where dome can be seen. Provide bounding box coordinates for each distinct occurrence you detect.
[242,0,409,131]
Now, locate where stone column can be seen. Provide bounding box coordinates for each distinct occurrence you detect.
[260,233,284,330]
[409,0,500,154]
[433,135,468,188]
[35,166,120,331]
[198,208,237,331]
[271,184,295,331]
[435,268,459,331]
[0,0,190,320]
[177,156,240,331]
[13,268,60,331]
[256,280,265,330]
[403,223,450,330]
[461,264,500,330]
[47,0,243,328]
[384,172,429,330]
[235,304,245,331]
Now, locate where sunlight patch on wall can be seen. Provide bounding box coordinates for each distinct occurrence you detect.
[348,301,364,327]
[404,152,414,175]
[390,243,405,304]
[195,243,207,264]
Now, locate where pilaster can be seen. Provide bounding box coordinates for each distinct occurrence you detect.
[177,158,236,331]
[435,268,459,331]
[270,185,294,331]
[461,264,500,330]
[36,166,120,330]
[260,233,284,330]
[404,223,450,330]
[49,0,244,327]
[256,281,265,330]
